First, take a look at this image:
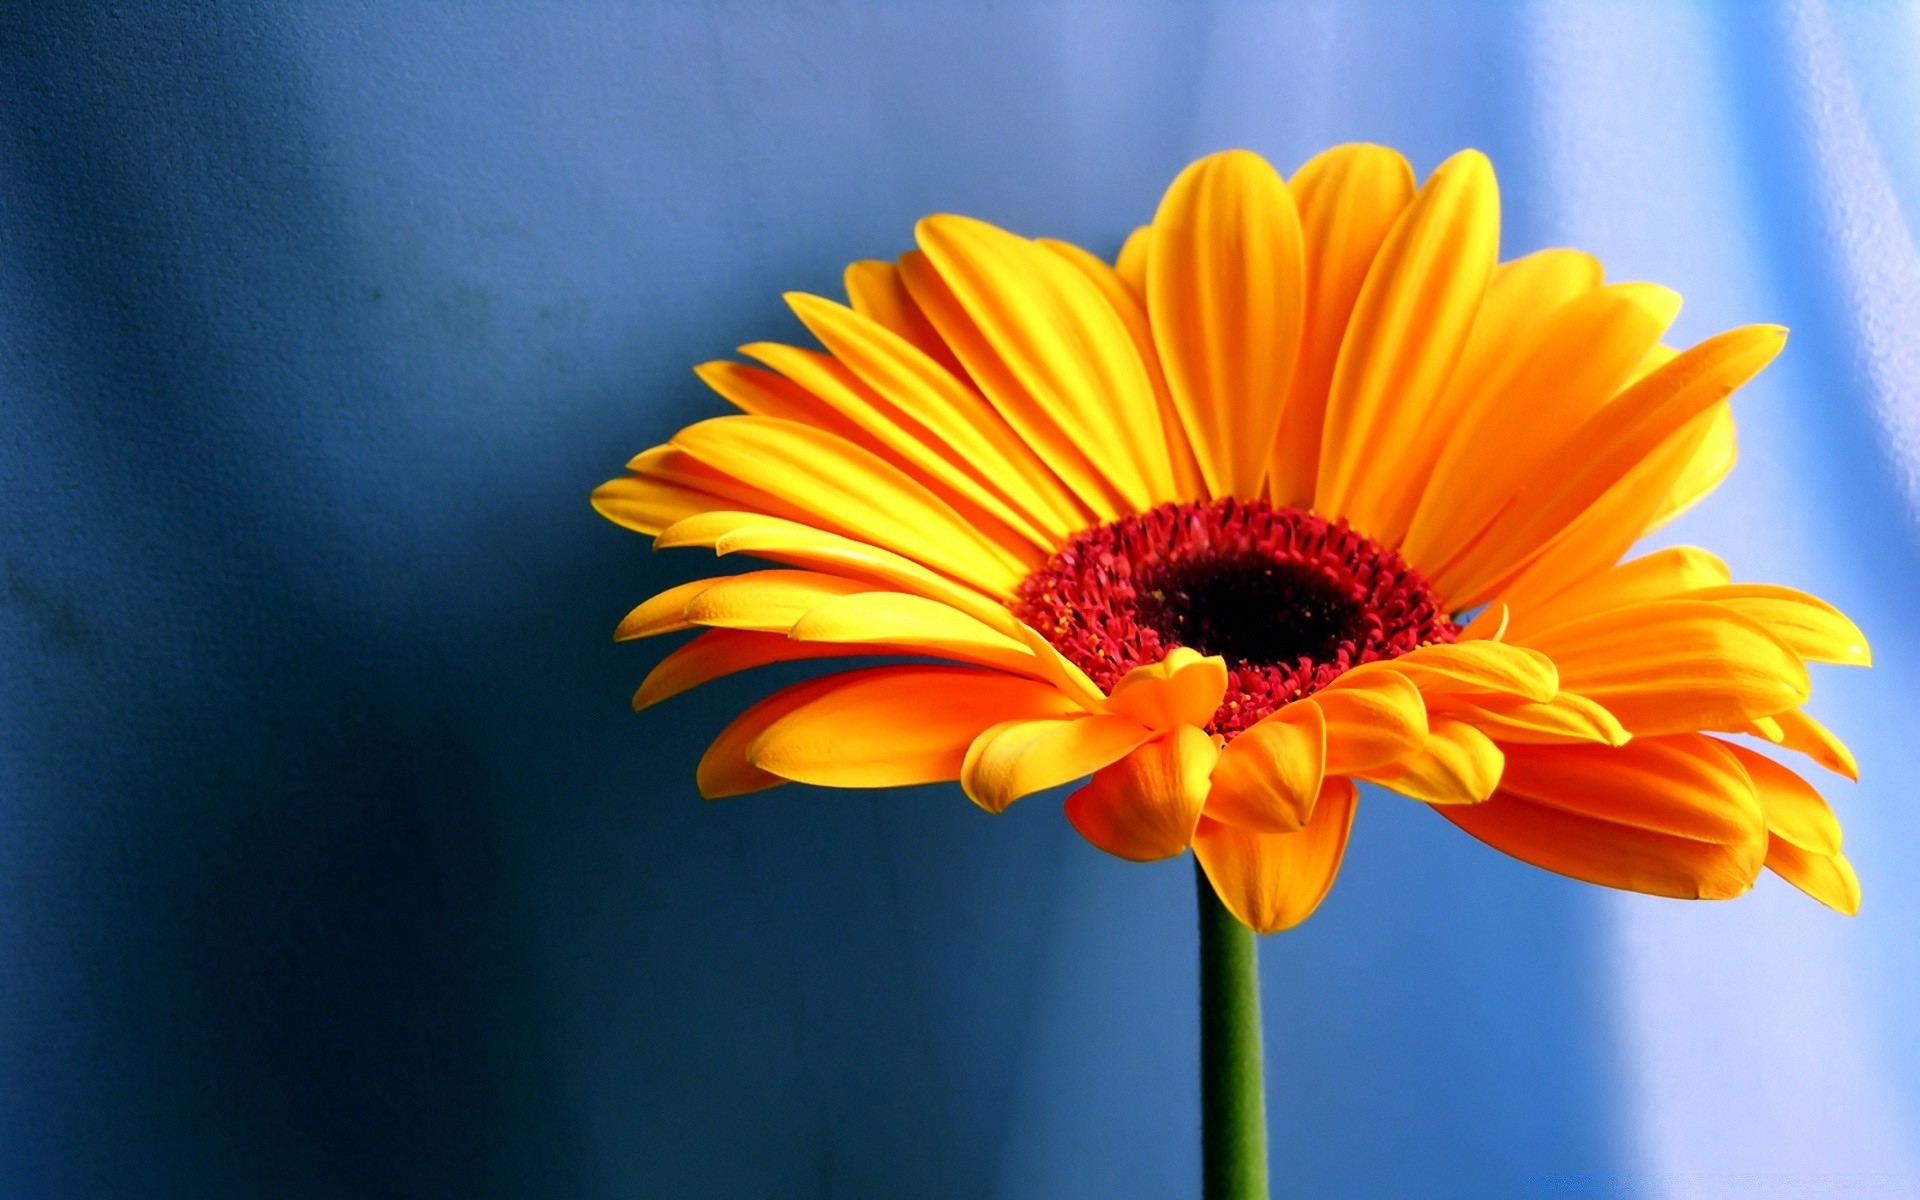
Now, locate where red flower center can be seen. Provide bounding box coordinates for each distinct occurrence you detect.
[1012,500,1459,738]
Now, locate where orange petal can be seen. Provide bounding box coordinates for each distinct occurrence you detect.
[1428,690,1629,747]
[960,714,1152,813]
[634,628,861,710]
[1192,777,1359,933]
[1437,325,1786,601]
[1404,282,1680,571]
[1147,149,1306,498]
[1115,224,1151,295]
[1316,667,1429,773]
[1504,546,1731,640]
[1315,150,1498,543]
[1466,401,1731,613]
[1720,741,1842,855]
[1440,788,1765,900]
[748,665,1085,790]
[1524,599,1810,736]
[1770,708,1860,781]
[1268,143,1416,508]
[1765,837,1861,915]
[1494,736,1763,846]
[1105,646,1230,730]
[1360,715,1503,805]
[696,674,853,799]
[1064,726,1219,861]
[1204,700,1326,833]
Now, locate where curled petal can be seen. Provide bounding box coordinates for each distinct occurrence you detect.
[1360,716,1503,805]
[1316,667,1428,773]
[1390,640,1557,702]
[1105,646,1230,731]
[961,715,1152,814]
[1429,691,1629,747]
[1204,700,1326,834]
[1192,778,1359,934]
[1064,726,1219,861]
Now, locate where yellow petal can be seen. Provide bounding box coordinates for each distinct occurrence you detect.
[842,257,967,378]
[1440,788,1764,901]
[1765,837,1861,915]
[671,415,1029,593]
[914,215,1172,510]
[1104,646,1230,730]
[1064,726,1219,861]
[592,473,735,537]
[1524,600,1810,736]
[1203,700,1326,834]
[1720,741,1842,855]
[1191,778,1359,933]
[1040,237,1205,498]
[1770,707,1860,781]
[960,714,1152,814]
[1360,715,1503,805]
[682,570,878,633]
[1389,640,1557,702]
[634,628,860,710]
[787,590,1042,677]
[1146,149,1306,498]
[694,359,869,442]
[743,334,1056,555]
[1268,143,1416,508]
[1315,666,1429,773]
[1115,224,1151,295]
[697,674,852,799]
[1495,735,1763,845]
[656,511,1019,636]
[1686,585,1871,667]
[783,293,1086,544]
[1437,325,1786,601]
[1404,282,1681,569]
[1505,546,1731,640]
[616,577,726,641]
[1428,690,1629,746]
[1315,150,1498,543]
[749,665,1085,790]
[1643,401,1736,534]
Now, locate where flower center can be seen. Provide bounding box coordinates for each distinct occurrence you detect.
[1012,499,1459,738]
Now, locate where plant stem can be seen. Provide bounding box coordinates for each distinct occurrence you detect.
[1196,858,1268,1200]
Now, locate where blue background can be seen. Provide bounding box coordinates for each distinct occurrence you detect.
[5,3,1920,1196]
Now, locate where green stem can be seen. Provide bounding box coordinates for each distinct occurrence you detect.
[1197,858,1269,1200]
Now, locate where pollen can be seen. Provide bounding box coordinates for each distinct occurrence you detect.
[1012,500,1459,737]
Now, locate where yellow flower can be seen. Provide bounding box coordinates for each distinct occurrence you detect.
[594,145,1869,933]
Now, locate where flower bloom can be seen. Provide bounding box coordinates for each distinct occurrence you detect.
[595,146,1867,932]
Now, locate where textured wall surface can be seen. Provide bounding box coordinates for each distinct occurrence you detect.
[4,3,1917,1196]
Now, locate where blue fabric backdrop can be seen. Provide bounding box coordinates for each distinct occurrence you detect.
[5,3,1919,1196]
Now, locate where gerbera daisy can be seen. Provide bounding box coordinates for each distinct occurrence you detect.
[594,145,1867,935]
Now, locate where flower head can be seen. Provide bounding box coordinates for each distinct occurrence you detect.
[595,145,1868,932]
